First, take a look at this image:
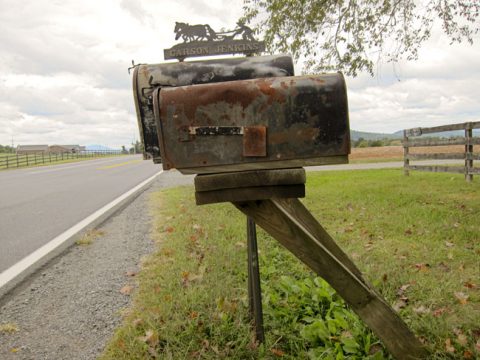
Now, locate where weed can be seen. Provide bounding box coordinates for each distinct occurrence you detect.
[75,229,105,246]
[0,323,19,334]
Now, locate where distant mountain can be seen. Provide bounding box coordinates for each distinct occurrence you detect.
[350,130,401,141]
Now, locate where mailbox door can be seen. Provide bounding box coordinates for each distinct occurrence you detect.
[154,74,350,174]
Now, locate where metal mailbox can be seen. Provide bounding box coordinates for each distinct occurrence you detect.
[153,73,350,174]
[132,55,294,162]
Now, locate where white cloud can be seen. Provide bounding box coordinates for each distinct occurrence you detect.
[0,0,245,147]
[0,0,478,148]
[347,33,480,133]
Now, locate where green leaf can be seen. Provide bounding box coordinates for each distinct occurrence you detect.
[341,336,360,354]
[302,320,331,344]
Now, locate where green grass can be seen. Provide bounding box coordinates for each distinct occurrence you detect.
[101,169,480,359]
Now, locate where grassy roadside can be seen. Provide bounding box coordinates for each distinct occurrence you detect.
[101,169,480,359]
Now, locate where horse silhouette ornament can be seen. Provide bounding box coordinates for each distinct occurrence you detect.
[174,22,216,42]
[165,21,265,60]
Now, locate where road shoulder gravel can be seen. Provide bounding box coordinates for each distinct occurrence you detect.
[0,170,194,360]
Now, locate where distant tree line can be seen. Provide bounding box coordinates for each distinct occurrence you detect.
[0,145,15,153]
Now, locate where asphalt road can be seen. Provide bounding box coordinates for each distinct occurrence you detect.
[0,155,162,273]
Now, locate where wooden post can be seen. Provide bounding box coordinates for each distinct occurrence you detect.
[403,130,409,176]
[233,198,427,360]
[246,217,265,344]
[16,154,19,168]
[465,123,473,182]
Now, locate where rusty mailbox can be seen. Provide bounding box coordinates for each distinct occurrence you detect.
[133,54,350,173]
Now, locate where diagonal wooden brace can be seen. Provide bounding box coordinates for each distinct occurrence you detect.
[233,198,427,360]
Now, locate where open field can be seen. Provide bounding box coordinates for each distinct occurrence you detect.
[101,169,479,359]
[350,145,468,163]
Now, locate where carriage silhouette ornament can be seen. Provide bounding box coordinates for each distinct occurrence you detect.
[174,21,257,42]
[164,21,265,60]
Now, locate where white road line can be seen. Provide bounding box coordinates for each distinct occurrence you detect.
[0,169,163,290]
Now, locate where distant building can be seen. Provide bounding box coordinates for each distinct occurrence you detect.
[16,145,49,155]
[49,145,84,154]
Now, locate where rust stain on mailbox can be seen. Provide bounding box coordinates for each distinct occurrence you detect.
[154,73,350,174]
[244,126,267,157]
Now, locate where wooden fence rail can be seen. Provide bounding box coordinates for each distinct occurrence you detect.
[403,121,480,182]
[0,150,124,170]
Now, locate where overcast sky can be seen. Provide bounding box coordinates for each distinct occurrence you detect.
[0,0,479,147]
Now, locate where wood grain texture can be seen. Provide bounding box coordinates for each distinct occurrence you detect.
[403,138,466,147]
[233,199,427,359]
[407,152,466,160]
[194,168,306,192]
[195,185,305,205]
[404,121,480,136]
[178,155,348,174]
[465,128,474,182]
[404,138,480,147]
[403,130,410,176]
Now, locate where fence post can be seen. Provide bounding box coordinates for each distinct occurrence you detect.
[16,154,19,168]
[403,130,409,176]
[465,123,473,182]
[6,155,9,169]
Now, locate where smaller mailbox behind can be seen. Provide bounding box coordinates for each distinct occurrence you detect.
[154,73,350,174]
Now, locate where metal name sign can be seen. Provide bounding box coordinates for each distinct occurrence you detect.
[164,21,265,60]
